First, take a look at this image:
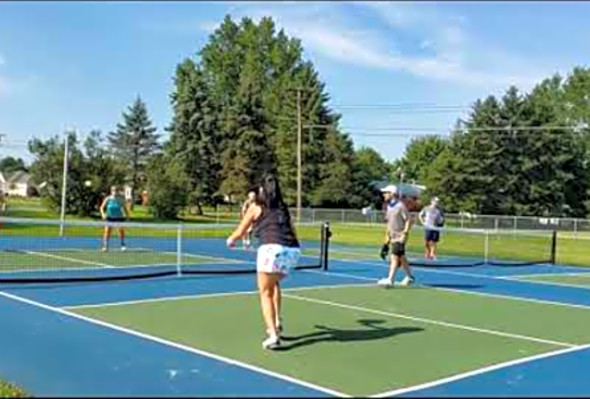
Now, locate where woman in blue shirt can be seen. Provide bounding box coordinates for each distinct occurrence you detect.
[99,185,129,252]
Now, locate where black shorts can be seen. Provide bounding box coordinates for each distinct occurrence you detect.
[425,230,440,243]
[106,217,125,223]
[390,242,406,257]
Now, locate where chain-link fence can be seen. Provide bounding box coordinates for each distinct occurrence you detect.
[206,206,590,239]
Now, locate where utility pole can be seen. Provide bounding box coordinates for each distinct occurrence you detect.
[59,129,70,237]
[296,88,302,223]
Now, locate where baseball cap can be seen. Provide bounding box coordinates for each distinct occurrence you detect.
[380,185,399,194]
[432,196,440,204]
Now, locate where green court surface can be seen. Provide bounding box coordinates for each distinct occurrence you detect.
[73,285,590,397]
[512,273,590,289]
[0,249,234,272]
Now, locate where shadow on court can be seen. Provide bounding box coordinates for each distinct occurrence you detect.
[277,319,423,351]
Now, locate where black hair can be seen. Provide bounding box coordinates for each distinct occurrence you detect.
[257,173,287,211]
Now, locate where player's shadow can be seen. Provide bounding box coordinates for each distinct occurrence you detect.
[276,319,423,351]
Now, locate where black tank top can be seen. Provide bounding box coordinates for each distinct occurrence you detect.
[253,207,299,248]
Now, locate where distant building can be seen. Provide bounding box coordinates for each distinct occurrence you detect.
[0,171,37,197]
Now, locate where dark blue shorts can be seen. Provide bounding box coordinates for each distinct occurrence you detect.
[425,230,440,243]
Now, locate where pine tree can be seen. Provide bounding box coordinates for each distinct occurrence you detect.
[108,97,160,204]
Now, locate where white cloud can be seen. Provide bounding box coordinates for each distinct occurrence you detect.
[194,3,550,90]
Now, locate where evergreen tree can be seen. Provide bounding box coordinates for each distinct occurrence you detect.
[108,97,160,202]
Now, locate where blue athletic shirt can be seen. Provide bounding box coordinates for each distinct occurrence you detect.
[105,196,124,219]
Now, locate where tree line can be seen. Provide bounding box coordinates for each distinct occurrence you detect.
[395,69,590,217]
[25,15,590,219]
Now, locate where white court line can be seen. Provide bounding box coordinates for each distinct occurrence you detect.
[500,276,590,291]
[372,342,590,397]
[0,290,348,398]
[25,251,114,268]
[501,271,590,279]
[63,282,373,310]
[163,251,243,264]
[337,257,590,284]
[283,294,576,348]
[303,268,590,312]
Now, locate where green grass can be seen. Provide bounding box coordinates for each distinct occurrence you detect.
[73,285,590,396]
[0,380,28,398]
[513,273,590,289]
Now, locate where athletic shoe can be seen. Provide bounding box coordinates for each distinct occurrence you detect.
[377,278,393,287]
[400,276,415,286]
[121,246,127,252]
[101,247,108,252]
[262,334,281,350]
[267,324,283,338]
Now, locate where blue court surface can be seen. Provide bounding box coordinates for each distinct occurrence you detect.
[1,235,590,397]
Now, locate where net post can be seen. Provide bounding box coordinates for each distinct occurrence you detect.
[484,230,490,264]
[176,224,183,277]
[320,221,331,271]
[550,230,557,265]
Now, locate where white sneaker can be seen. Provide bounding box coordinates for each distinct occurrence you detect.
[400,276,415,286]
[101,246,108,252]
[121,246,127,252]
[377,278,393,287]
[262,334,281,350]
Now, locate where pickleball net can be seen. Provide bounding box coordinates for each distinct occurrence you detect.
[0,217,331,283]
[325,223,556,267]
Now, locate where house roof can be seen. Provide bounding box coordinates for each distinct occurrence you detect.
[5,171,33,185]
[371,180,426,197]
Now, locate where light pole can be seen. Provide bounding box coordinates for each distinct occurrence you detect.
[296,88,302,223]
[59,128,72,237]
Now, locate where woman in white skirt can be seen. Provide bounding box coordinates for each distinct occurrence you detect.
[226,174,300,350]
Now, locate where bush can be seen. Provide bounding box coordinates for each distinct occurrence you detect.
[146,155,190,219]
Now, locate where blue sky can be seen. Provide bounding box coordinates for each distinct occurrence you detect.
[1,1,589,164]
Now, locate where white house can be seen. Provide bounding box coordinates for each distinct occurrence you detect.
[0,171,36,197]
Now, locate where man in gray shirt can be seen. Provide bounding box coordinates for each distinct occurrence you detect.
[378,185,415,287]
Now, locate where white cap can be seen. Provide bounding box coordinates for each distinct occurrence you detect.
[432,196,440,204]
[380,185,399,194]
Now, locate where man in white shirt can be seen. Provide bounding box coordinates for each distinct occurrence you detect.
[419,197,444,260]
[378,185,415,288]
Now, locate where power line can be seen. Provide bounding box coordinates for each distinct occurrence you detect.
[330,103,470,110]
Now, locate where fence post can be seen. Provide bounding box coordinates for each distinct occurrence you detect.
[484,230,490,264]
[494,218,499,232]
[574,219,578,239]
[460,213,464,228]
[176,224,183,277]
[341,209,345,224]
[513,216,517,232]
